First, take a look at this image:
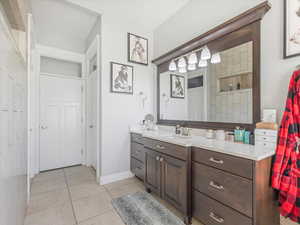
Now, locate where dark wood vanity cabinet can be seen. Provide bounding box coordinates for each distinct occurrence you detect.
[144,149,161,194]
[130,133,279,225]
[142,137,191,222]
[145,149,189,213]
[130,133,145,181]
[192,148,279,225]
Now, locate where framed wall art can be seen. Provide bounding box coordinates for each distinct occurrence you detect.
[110,62,133,94]
[170,74,185,99]
[284,0,300,58]
[128,33,148,65]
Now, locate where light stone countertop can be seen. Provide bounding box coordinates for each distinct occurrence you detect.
[130,126,276,161]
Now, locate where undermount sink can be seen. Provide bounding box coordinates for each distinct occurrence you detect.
[164,135,192,139]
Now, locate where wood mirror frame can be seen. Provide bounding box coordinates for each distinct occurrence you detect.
[153,1,271,131]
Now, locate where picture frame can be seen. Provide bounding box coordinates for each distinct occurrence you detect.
[170,74,185,99]
[128,33,148,65]
[284,0,300,59]
[110,62,134,94]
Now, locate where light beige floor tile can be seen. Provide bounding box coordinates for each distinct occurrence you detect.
[104,177,142,190]
[107,182,144,198]
[64,166,93,176]
[66,174,96,187]
[281,216,298,225]
[72,191,113,222]
[31,177,67,195]
[32,169,65,183]
[78,210,124,225]
[24,201,76,225]
[192,218,204,225]
[69,182,106,200]
[27,188,70,215]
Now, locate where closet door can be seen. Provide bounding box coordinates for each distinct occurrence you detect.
[40,103,61,171]
[40,76,82,171]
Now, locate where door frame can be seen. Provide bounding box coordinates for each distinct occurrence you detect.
[85,35,101,181]
[31,45,88,173]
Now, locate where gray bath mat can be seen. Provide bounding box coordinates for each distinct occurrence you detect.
[112,192,185,225]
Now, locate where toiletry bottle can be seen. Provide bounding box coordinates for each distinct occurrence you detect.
[244,131,251,144]
[234,127,240,142]
[234,127,245,142]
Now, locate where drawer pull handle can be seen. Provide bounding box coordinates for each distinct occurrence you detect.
[209,181,224,190]
[156,145,165,150]
[209,212,224,223]
[209,157,224,164]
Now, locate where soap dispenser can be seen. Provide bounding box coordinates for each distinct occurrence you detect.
[234,127,245,143]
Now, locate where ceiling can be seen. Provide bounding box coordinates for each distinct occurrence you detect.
[66,0,191,31]
[30,0,99,53]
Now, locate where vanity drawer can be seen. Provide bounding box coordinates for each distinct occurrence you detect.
[192,162,253,217]
[131,157,144,180]
[131,142,145,163]
[255,129,277,137]
[255,135,276,143]
[131,133,144,145]
[193,191,252,225]
[192,148,253,179]
[255,141,276,149]
[143,138,187,161]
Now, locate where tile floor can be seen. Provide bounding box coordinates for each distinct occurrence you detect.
[25,165,292,225]
[24,165,203,225]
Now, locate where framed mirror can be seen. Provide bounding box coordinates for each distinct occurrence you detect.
[153,3,271,130]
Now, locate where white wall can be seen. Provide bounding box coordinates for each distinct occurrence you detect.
[100,17,154,178]
[0,7,28,225]
[63,0,155,180]
[154,0,299,121]
[86,16,101,50]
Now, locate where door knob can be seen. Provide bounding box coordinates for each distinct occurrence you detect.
[156,156,160,161]
[160,157,164,162]
[89,125,94,128]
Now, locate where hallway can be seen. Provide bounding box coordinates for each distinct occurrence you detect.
[25,166,144,225]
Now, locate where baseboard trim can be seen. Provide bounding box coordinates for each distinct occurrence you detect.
[99,171,134,185]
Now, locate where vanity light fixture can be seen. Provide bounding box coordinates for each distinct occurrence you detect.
[178,57,187,68]
[188,53,198,65]
[169,59,177,71]
[211,52,221,64]
[179,67,187,73]
[188,64,196,71]
[168,45,216,71]
[198,59,208,68]
[201,45,211,60]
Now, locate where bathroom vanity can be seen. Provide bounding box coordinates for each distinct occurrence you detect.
[130,129,279,225]
[130,2,279,225]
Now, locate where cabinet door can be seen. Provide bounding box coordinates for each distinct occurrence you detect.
[161,154,187,213]
[144,149,161,195]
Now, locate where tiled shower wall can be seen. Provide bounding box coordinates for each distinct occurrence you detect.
[208,42,253,123]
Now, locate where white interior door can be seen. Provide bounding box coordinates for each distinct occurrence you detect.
[87,72,97,169]
[40,76,82,171]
